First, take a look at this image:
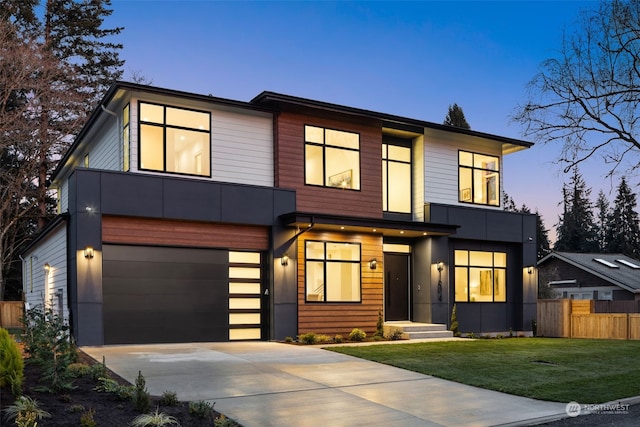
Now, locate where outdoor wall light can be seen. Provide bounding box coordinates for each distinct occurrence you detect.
[437,261,444,272]
[369,258,377,270]
[43,263,50,273]
[84,246,94,259]
[281,254,289,266]
[527,266,534,275]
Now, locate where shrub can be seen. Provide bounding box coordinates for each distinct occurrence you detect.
[531,319,538,337]
[66,404,85,413]
[315,334,331,344]
[159,390,179,406]
[348,328,366,342]
[2,396,51,427]
[284,336,293,343]
[0,327,24,396]
[375,309,384,337]
[21,304,76,393]
[94,377,134,401]
[130,407,181,426]
[133,371,151,413]
[333,334,343,343]
[80,407,97,427]
[68,362,91,378]
[88,356,108,380]
[215,414,240,427]
[387,328,403,341]
[299,332,317,345]
[188,400,214,419]
[450,304,460,337]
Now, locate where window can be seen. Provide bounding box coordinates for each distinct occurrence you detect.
[459,151,499,206]
[139,102,211,176]
[305,241,361,302]
[383,142,411,213]
[455,250,506,302]
[305,125,360,190]
[83,154,89,168]
[123,104,130,172]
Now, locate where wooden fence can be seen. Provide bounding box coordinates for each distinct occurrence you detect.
[538,299,640,340]
[0,301,24,329]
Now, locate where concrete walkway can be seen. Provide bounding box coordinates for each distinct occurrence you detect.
[82,342,567,427]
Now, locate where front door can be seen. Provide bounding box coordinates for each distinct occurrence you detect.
[385,253,410,321]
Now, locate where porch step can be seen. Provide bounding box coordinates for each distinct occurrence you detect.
[383,322,454,340]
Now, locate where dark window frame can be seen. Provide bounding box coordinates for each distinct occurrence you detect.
[383,137,412,214]
[304,124,361,191]
[304,240,362,303]
[458,150,500,207]
[123,103,130,172]
[138,101,212,178]
[454,250,507,303]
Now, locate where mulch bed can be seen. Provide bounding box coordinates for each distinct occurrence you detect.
[0,351,228,426]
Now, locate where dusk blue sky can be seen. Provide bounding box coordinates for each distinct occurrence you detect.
[105,0,619,241]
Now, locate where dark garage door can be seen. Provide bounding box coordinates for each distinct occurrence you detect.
[103,245,229,344]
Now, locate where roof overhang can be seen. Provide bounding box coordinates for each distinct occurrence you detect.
[280,212,458,238]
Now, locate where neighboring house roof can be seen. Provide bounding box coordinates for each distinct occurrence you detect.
[538,251,640,293]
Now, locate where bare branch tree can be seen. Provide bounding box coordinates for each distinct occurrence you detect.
[513,0,640,177]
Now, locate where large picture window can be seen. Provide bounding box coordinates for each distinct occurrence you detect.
[139,102,211,176]
[305,241,361,302]
[305,125,360,190]
[454,250,506,302]
[383,142,411,213]
[459,151,499,206]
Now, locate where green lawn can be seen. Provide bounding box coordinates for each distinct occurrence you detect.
[327,338,640,403]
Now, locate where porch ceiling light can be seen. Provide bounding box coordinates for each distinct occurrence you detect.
[369,258,377,270]
[84,246,94,259]
[281,254,289,266]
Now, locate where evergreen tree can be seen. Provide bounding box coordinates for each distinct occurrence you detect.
[606,177,640,258]
[554,168,598,252]
[594,190,610,252]
[443,103,470,129]
[535,209,551,259]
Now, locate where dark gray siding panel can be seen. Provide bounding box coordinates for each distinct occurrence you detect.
[487,211,522,242]
[220,186,274,224]
[102,245,228,344]
[163,179,222,221]
[101,174,164,217]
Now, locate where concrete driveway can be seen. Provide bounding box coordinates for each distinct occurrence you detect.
[82,342,567,427]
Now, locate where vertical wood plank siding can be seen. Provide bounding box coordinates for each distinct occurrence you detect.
[102,216,269,250]
[297,231,383,336]
[276,112,383,218]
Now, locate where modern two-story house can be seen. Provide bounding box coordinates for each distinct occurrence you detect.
[22,82,538,345]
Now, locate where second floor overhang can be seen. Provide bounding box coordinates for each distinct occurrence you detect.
[280,211,458,238]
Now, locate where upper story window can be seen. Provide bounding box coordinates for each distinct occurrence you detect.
[123,104,130,172]
[383,141,411,213]
[454,250,506,302]
[459,151,499,206]
[305,125,360,190]
[138,102,211,177]
[305,241,361,302]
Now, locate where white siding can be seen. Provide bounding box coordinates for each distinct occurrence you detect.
[89,122,121,171]
[129,97,274,187]
[423,128,503,210]
[413,135,425,221]
[22,223,68,322]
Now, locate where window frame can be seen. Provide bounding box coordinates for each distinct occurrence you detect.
[383,138,412,214]
[304,240,362,303]
[138,101,212,177]
[304,124,361,191]
[454,250,507,303]
[123,103,130,172]
[458,150,500,207]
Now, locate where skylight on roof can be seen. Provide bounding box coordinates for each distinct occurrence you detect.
[616,259,640,269]
[593,258,619,268]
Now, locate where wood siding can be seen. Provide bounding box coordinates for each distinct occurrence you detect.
[22,223,68,321]
[102,216,269,250]
[297,231,383,336]
[129,96,274,187]
[423,128,503,209]
[276,112,383,218]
